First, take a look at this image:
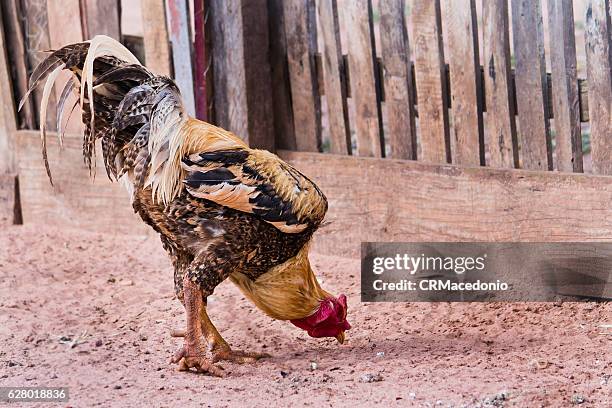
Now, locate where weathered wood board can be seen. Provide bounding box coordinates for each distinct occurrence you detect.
[141,0,172,76]
[16,130,149,235]
[278,150,612,259]
[268,0,296,150]
[241,0,275,151]
[81,0,121,39]
[585,0,612,175]
[318,0,350,155]
[379,0,416,160]
[209,0,248,141]
[411,0,450,164]
[483,0,517,168]
[166,0,195,116]
[2,0,35,129]
[46,0,83,133]
[193,0,208,121]
[0,1,18,174]
[0,174,16,225]
[445,0,483,166]
[283,0,320,152]
[341,0,381,157]
[547,0,582,173]
[11,130,612,297]
[511,0,551,170]
[22,0,56,129]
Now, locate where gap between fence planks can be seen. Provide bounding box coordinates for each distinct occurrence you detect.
[411,0,450,164]
[444,0,483,166]
[141,0,172,77]
[379,0,416,160]
[585,0,612,175]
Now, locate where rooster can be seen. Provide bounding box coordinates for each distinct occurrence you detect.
[22,36,350,376]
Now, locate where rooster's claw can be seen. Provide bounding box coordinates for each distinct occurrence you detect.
[171,345,225,377]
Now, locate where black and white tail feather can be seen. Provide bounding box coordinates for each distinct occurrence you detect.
[19,35,188,203]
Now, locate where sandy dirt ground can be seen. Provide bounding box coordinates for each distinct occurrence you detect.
[0,224,610,407]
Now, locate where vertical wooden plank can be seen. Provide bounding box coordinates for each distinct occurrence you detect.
[268,0,296,150]
[548,0,583,173]
[444,0,483,166]
[342,0,382,157]
[483,0,518,168]
[585,0,612,174]
[141,0,172,76]
[379,0,416,160]
[511,0,552,170]
[209,0,248,140]
[332,0,352,155]
[81,0,121,39]
[167,0,195,117]
[0,175,18,225]
[47,0,83,47]
[0,4,17,174]
[193,0,209,121]
[411,0,450,164]
[46,0,83,133]
[22,0,56,129]
[241,0,275,150]
[318,0,350,155]
[2,0,35,129]
[283,0,320,151]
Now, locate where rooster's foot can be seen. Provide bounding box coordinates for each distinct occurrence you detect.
[211,347,271,364]
[171,344,225,377]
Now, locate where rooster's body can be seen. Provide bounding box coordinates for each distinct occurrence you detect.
[23,36,349,375]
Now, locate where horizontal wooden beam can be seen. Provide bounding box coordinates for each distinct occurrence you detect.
[277,150,612,258]
[14,129,612,256]
[11,130,612,297]
[15,130,151,235]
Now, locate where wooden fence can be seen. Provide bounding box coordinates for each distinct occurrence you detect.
[1,0,612,288]
[270,0,602,173]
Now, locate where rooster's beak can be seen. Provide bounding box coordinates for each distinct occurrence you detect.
[335,331,345,344]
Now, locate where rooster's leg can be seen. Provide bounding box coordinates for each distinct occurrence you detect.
[199,303,270,364]
[170,275,224,376]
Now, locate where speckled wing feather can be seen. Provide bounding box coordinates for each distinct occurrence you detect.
[181,148,328,234]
